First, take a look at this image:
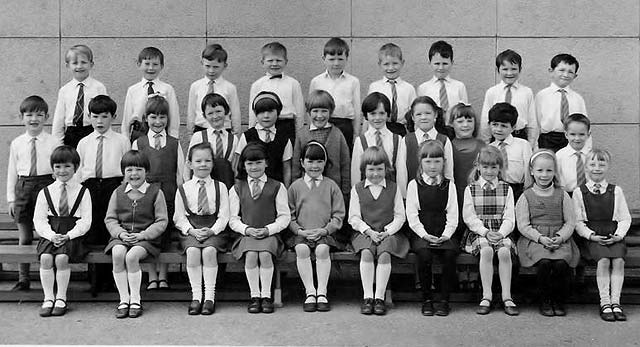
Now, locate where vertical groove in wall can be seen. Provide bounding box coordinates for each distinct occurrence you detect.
[204,0,208,41]
[58,0,62,89]
[494,0,498,85]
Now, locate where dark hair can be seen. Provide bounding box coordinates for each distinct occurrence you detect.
[138,46,164,65]
[120,150,150,173]
[449,103,479,138]
[378,43,403,61]
[495,49,522,70]
[323,37,349,57]
[306,90,335,114]
[236,142,269,180]
[50,145,80,170]
[19,95,48,114]
[416,140,446,184]
[261,42,287,60]
[65,44,94,63]
[88,95,117,116]
[361,92,390,119]
[564,113,591,131]
[252,91,283,115]
[201,93,230,114]
[488,102,518,127]
[301,141,332,175]
[145,95,169,117]
[188,142,214,161]
[550,53,579,72]
[428,40,453,61]
[202,43,228,63]
[406,96,446,134]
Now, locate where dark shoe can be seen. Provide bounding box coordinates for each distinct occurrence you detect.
[39,300,54,317]
[552,302,566,316]
[360,298,374,315]
[303,294,317,312]
[476,298,492,315]
[261,298,274,314]
[316,294,330,312]
[600,304,615,322]
[201,300,215,315]
[11,281,30,291]
[50,299,68,317]
[611,304,626,321]
[188,300,202,315]
[373,299,386,315]
[540,300,554,317]
[435,301,450,316]
[128,303,143,318]
[421,299,434,316]
[115,302,129,319]
[247,297,262,314]
[146,280,159,291]
[503,299,519,316]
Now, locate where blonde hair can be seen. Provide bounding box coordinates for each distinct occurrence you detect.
[586,148,611,164]
[359,146,390,178]
[467,145,503,184]
[526,149,560,188]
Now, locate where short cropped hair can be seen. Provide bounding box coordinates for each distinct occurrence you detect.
[236,142,269,180]
[428,40,453,61]
[361,92,390,119]
[20,95,48,115]
[252,91,283,115]
[50,145,81,170]
[65,44,94,63]
[202,43,228,63]
[324,37,349,57]
[495,49,522,70]
[138,46,164,65]
[550,53,579,72]
[145,95,169,117]
[564,113,590,131]
[378,43,403,61]
[201,93,230,114]
[306,90,335,114]
[188,142,214,162]
[359,146,391,178]
[88,95,117,116]
[120,150,150,173]
[488,102,518,127]
[261,42,287,60]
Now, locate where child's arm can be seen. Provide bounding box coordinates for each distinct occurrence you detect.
[525,89,538,148]
[292,80,306,131]
[515,192,542,242]
[166,87,180,138]
[247,82,258,128]
[498,186,516,237]
[176,143,186,186]
[352,79,362,137]
[139,190,169,241]
[350,138,363,187]
[282,140,293,187]
[186,82,197,134]
[210,182,230,235]
[32,190,57,241]
[291,136,302,181]
[66,188,92,240]
[462,186,489,236]
[382,185,406,236]
[52,89,66,140]
[522,142,533,187]
[228,186,248,235]
[339,133,351,194]
[121,87,134,139]
[441,182,459,239]
[173,185,192,236]
[6,142,17,215]
[533,92,543,146]
[405,180,429,238]
[325,182,346,234]
[229,85,242,135]
[612,185,632,239]
[554,191,576,242]
[573,187,597,239]
[459,82,469,104]
[287,184,303,234]
[479,89,493,143]
[443,139,454,182]
[395,141,408,198]
[104,191,128,239]
[265,183,291,235]
[347,185,372,233]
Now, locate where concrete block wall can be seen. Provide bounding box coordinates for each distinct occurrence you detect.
[1,0,639,211]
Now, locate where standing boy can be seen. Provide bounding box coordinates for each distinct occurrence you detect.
[556,113,592,195]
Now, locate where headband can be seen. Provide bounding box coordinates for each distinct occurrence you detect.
[529,149,555,165]
[305,141,327,161]
[252,93,281,109]
[147,91,166,100]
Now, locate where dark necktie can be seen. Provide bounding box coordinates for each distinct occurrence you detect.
[576,152,586,187]
[59,183,69,216]
[197,180,209,214]
[29,137,37,176]
[388,79,398,123]
[505,84,512,104]
[214,130,224,158]
[439,78,449,111]
[207,80,215,95]
[559,89,569,123]
[147,81,155,95]
[73,83,84,126]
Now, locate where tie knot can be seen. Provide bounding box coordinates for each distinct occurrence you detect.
[61,182,67,188]
[270,74,283,79]
[214,130,223,135]
[505,84,512,89]
[423,133,430,141]
[558,88,566,94]
[387,79,397,84]
[483,182,493,190]
[594,183,601,189]
[438,78,446,83]
[208,80,214,85]
[78,82,84,87]
[154,133,162,138]
[375,130,381,135]
[31,137,37,143]
[147,80,154,86]
[198,179,206,186]
[499,141,506,148]
[97,135,104,140]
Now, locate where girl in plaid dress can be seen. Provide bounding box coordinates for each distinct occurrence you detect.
[462,146,518,316]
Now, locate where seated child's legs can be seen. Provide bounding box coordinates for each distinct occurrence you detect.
[125,246,148,304]
[551,259,570,303]
[414,248,434,299]
[610,258,625,305]
[375,252,392,300]
[111,245,128,272]
[202,247,218,267]
[478,246,495,299]
[244,251,260,298]
[440,250,458,301]
[39,254,55,302]
[496,247,513,300]
[111,245,130,303]
[54,255,71,302]
[596,258,612,305]
[315,244,331,296]
[202,247,219,301]
[186,248,203,301]
[294,244,315,295]
[536,259,553,301]
[17,222,34,283]
[258,251,274,298]
[360,250,375,298]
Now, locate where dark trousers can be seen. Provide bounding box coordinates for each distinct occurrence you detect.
[386,121,407,137]
[329,118,354,151]
[276,118,296,145]
[538,132,568,153]
[193,125,207,133]
[536,259,571,303]
[63,125,94,148]
[415,247,458,301]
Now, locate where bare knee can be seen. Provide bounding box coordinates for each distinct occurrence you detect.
[597,258,611,269]
[612,258,625,269]
[497,248,511,263]
[202,247,218,267]
[54,254,69,270]
[479,247,494,262]
[111,245,127,270]
[295,244,311,259]
[315,245,330,260]
[378,252,391,264]
[40,254,54,269]
[361,250,374,263]
[245,251,258,268]
[259,251,273,267]
[125,251,141,269]
[186,248,202,267]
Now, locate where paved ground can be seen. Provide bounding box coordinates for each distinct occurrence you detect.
[1,301,637,346]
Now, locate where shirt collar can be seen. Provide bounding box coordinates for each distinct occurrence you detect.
[572,145,591,155]
[551,82,572,92]
[141,77,160,84]
[385,77,403,84]
[497,134,514,145]
[266,72,285,78]
[432,75,450,83]
[587,179,607,190]
[150,129,166,137]
[93,128,113,138]
[205,76,224,84]
[73,76,92,85]
[499,80,519,89]
[309,123,332,130]
[249,174,268,184]
[366,125,391,136]
[28,131,46,140]
[364,178,386,189]
[193,176,213,185]
[255,123,276,133]
[125,181,150,193]
[324,70,345,79]
[478,176,499,189]
[304,174,323,184]
[421,173,442,185]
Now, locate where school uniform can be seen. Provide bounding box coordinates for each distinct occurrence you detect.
[122,78,180,140]
[33,180,92,262]
[229,175,290,260]
[396,127,454,198]
[287,175,345,249]
[350,126,404,187]
[187,128,238,188]
[174,177,230,252]
[236,125,292,183]
[462,178,515,256]
[52,77,107,147]
[489,135,532,201]
[480,81,537,144]
[187,76,241,134]
[368,77,416,136]
[309,71,361,148]
[249,73,305,143]
[104,182,168,258]
[556,144,591,194]
[574,180,631,261]
[417,76,468,121]
[348,179,408,258]
[535,83,587,151]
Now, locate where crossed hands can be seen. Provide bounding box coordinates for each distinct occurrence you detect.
[189,228,215,242]
[52,234,69,248]
[245,227,270,239]
[422,234,450,246]
[591,234,623,246]
[365,229,389,244]
[118,232,145,245]
[298,228,328,242]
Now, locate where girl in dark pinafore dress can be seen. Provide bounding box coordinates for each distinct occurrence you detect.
[33,146,92,317]
[573,149,631,322]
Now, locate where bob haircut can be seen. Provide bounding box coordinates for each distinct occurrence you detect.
[145,95,170,117]
[416,140,446,184]
[120,150,150,174]
[236,142,269,180]
[449,102,478,137]
[467,145,503,184]
[586,148,611,164]
[50,145,81,170]
[359,145,391,178]
[361,92,391,119]
[306,89,335,114]
[252,91,283,115]
[201,93,231,114]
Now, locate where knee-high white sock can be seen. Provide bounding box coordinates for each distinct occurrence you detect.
[316,257,331,296]
[596,263,611,306]
[259,265,274,298]
[113,271,130,303]
[297,256,316,296]
[127,270,142,304]
[374,262,391,300]
[40,268,55,302]
[203,266,218,301]
[187,265,203,301]
[245,266,260,298]
[55,268,71,301]
[610,269,625,305]
[479,253,494,300]
[360,259,374,299]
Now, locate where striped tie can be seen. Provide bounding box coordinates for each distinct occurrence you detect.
[593,183,601,194]
[59,183,69,216]
[499,141,509,171]
[95,135,103,178]
[197,180,209,214]
[207,80,215,95]
[438,78,449,111]
[264,129,272,143]
[29,137,37,176]
[154,133,162,150]
[388,79,398,123]
[559,89,569,124]
[251,179,262,200]
[505,84,512,104]
[375,130,383,148]
[422,132,430,143]
[214,130,224,158]
[576,152,586,187]
[73,83,84,126]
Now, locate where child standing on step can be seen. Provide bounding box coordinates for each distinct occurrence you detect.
[34,145,91,317]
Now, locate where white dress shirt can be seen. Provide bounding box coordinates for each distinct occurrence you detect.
[406,175,458,239]
[462,177,515,237]
[367,77,416,124]
[187,76,241,134]
[556,144,592,193]
[235,125,293,161]
[348,179,406,235]
[480,81,538,145]
[33,180,92,241]
[173,176,230,235]
[309,71,361,120]
[417,76,468,121]
[573,180,631,239]
[122,78,180,138]
[535,83,587,135]
[77,129,130,181]
[489,135,532,185]
[350,126,405,187]
[131,129,185,185]
[52,76,108,139]
[248,74,305,130]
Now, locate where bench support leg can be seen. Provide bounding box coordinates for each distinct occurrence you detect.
[385,289,394,308]
[274,268,283,308]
